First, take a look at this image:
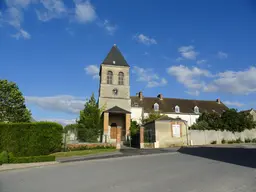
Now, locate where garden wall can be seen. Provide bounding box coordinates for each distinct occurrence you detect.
[189,129,256,145]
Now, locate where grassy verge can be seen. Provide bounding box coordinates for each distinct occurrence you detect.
[50,149,117,158]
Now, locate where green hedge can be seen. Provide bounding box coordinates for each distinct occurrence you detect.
[0,122,63,157]
[9,155,55,164]
[67,143,116,151]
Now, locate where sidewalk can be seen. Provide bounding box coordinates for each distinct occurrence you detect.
[56,148,180,163]
[0,161,58,172]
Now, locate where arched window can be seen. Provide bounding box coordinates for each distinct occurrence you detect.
[175,105,180,113]
[194,106,199,114]
[118,72,124,85]
[107,71,113,84]
[154,103,159,111]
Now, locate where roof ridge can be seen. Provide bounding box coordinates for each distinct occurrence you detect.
[131,96,216,102]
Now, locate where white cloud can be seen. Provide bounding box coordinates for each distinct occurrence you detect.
[176,57,183,62]
[4,7,23,28]
[25,95,85,114]
[196,59,207,65]
[11,28,31,39]
[167,65,212,90]
[99,19,117,35]
[204,66,256,95]
[217,51,228,59]
[84,65,99,79]
[178,45,199,60]
[186,90,200,96]
[36,0,67,22]
[162,55,172,62]
[74,0,97,23]
[133,34,157,45]
[223,101,244,107]
[5,0,34,8]
[143,52,149,56]
[132,66,167,88]
[65,27,74,36]
[39,118,76,126]
[0,1,31,39]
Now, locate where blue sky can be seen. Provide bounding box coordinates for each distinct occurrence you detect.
[1,0,256,125]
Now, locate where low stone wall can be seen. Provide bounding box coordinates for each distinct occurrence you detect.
[189,129,256,145]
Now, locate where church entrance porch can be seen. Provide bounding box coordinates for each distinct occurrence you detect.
[102,106,131,144]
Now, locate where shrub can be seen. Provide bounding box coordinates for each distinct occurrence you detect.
[67,143,116,151]
[227,140,235,144]
[221,139,226,144]
[0,122,63,156]
[252,138,256,143]
[9,155,55,164]
[235,138,242,143]
[0,151,8,164]
[210,141,217,144]
[245,138,251,143]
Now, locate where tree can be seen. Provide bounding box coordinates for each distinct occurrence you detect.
[77,93,101,142]
[130,120,139,136]
[189,120,210,130]
[64,124,78,134]
[197,112,222,130]
[0,80,31,122]
[191,109,255,132]
[142,112,167,124]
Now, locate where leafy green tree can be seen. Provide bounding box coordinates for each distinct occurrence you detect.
[142,112,166,124]
[77,93,101,142]
[197,112,222,130]
[192,108,255,132]
[189,120,210,130]
[64,124,78,133]
[130,120,139,136]
[0,80,31,122]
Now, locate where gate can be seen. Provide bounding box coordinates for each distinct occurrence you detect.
[131,131,140,148]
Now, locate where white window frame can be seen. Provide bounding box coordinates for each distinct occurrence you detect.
[175,105,180,113]
[154,103,159,111]
[172,124,181,138]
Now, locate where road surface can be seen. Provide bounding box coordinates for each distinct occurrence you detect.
[0,148,255,192]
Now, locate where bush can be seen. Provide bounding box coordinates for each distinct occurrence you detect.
[227,140,235,144]
[9,155,55,164]
[221,139,226,144]
[252,138,256,143]
[210,141,217,144]
[235,138,242,143]
[67,143,116,151]
[245,138,252,143]
[0,122,63,156]
[0,151,8,164]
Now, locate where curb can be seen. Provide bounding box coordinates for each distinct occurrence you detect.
[0,162,58,172]
[57,148,180,163]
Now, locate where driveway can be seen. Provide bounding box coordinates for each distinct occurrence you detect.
[0,147,255,192]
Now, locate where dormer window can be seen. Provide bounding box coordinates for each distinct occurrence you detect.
[175,105,180,113]
[134,102,139,107]
[194,106,199,114]
[154,103,159,111]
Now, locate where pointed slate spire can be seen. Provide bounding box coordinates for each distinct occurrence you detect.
[102,44,129,67]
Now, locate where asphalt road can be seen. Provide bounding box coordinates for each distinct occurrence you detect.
[0,148,255,192]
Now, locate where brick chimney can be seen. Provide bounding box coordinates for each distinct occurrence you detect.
[216,98,221,104]
[157,94,163,100]
[139,91,143,100]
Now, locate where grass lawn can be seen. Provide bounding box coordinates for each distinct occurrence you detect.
[50,149,117,158]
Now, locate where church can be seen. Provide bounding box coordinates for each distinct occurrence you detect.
[98,45,228,144]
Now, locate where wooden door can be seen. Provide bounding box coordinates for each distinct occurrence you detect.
[110,125,117,139]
